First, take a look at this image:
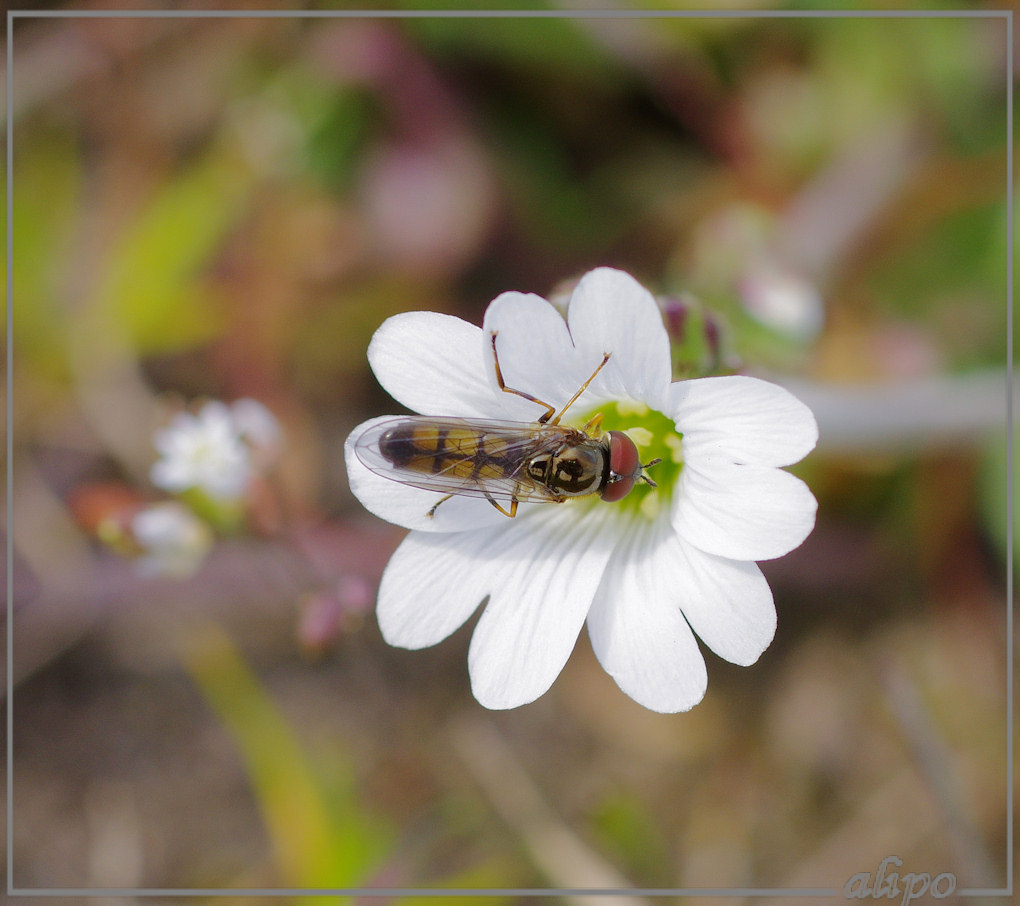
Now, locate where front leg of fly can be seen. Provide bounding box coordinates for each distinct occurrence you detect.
[489,332,556,422]
[489,331,612,426]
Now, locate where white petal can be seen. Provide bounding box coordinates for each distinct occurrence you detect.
[467,504,618,709]
[672,461,817,561]
[482,291,590,421]
[376,528,501,648]
[566,268,672,410]
[367,311,496,417]
[197,400,235,434]
[670,375,818,467]
[152,427,181,458]
[231,398,282,457]
[587,516,707,713]
[150,458,191,492]
[664,541,776,666]
[344,417,510,533]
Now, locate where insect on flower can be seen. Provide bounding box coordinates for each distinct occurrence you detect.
[355,332,661,518]
[345,267,820,712]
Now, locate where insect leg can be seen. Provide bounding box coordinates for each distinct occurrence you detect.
[490,332,557,423]
[426,494,454,518]
[484,489,517,518]
[426,491,517,519]
[552,352,611,425]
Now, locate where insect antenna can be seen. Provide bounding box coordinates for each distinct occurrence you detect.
[639,458,662,488]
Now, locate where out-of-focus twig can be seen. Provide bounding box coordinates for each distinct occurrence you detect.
[3,506,401,694]
[775,370,1009,456]
[2,17,233,125]
[782,767,935,891]
[449,715,649,906]
[777,120,925,282]
[879,659,1000,888]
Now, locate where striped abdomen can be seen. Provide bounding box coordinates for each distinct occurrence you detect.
[377,422,523,483]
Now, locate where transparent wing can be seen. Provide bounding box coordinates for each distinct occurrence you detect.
[353,416,576,504]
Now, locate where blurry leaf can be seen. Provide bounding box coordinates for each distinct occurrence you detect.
[868,200,1006,365]
[589,791,670,885]
[182,625,390,893]
[390,856,520,906]
[907,20,1007,156]
[487,109,620,251]
[254,67,380,194]
[729,308,816,375]
[305,89,378,193]
[8,128,81,374]
[93,151,250,354]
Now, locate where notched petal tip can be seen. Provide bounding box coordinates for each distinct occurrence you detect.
[465,505,617,710]
[481,291,588,418]
[566,268,673,409]
[587,517,710,713]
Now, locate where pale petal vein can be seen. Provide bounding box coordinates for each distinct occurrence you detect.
[660,539,776,666]
[588,515,708,713]
[567,268,672,411]
[467,504,618,709]
[482,291,590,421]
[672,461,818,561]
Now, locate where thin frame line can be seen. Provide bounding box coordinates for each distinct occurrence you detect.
[7,888,844,898]
[4,8,1014,18]
[1004,7,1014,897]
[6,7,14,900]
[5,6,1014,899]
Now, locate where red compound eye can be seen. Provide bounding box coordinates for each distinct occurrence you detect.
[601,431,641,502]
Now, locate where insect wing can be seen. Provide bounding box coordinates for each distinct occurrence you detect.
[354,417,569,504]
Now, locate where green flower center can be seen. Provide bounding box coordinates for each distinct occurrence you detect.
[572,400,683,520]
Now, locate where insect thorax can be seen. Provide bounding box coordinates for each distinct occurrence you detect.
[530,440,607,497]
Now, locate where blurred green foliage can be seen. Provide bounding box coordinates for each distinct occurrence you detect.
[9,129,80,377]
[184,625,392,892]
[589,790,671,885]
[93,151,246,354]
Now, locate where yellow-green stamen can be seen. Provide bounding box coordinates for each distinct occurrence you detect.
[574,400,683,519]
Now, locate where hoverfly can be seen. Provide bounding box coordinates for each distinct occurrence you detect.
[355,332,661,518]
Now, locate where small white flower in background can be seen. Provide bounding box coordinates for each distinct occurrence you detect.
[739,260,824,342]
[132,502,214,579]
[230,398,283,467]
[345,268,818,713]
[151,401,250,500]
[150,399,280,501]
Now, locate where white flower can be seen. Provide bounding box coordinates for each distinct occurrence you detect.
[151,399,279,501]
[230,398,283,467]
[344,268,818,712]
[132,502,213,579]
[739,260,824,342]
